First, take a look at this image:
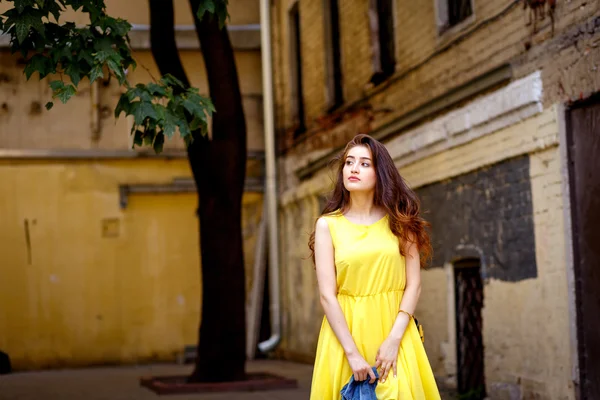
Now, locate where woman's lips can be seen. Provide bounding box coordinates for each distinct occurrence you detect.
[348,176,360,182]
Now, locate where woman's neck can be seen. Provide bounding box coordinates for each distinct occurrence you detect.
[347,192,380,218]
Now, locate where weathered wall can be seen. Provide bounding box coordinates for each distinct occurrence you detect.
[271,0,600,157]
[0,158,263,370]
[0,0,264,152]
[269,0,594,397]
[403,109,572,399]
[0,0,265,370]
[276,93,574,398]
[0,0,260,27]
[0,49,264,151]
[416,155,537,281]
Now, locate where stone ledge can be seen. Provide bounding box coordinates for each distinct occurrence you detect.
[387,71,543,167]
[0,24,261,51]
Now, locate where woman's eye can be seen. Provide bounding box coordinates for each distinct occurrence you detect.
[362,163,370,167]
[346,160,353,165]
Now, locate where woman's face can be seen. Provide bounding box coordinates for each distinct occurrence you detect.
[343,145,377,193]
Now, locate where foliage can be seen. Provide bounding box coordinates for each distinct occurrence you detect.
[0,0,228,153]
[195,0,229,29]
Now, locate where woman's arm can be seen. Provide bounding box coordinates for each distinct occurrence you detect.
[314,217,376,383]
[375,233,422,382]
[390,233,422,340]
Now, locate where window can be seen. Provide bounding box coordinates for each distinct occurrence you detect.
[369,0,396,85]
[437,0,474,33]
[323,0,343,109]
[289,3,306,135]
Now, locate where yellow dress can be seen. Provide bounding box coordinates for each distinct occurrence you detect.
[310,212,441,400]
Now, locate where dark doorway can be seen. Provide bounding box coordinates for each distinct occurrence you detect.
[454,258,486,399]
[566,96,600,400]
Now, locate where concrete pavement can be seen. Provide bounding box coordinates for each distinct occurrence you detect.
[0,360,456,399]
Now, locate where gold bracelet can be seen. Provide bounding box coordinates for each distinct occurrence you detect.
[398,309,414,319]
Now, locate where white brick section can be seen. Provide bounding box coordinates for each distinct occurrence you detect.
[386,71,544,166]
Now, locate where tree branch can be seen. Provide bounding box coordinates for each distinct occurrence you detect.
[148,0,190,89]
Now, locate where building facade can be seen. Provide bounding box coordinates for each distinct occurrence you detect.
[270,0,600,398]
[0,0,265,370]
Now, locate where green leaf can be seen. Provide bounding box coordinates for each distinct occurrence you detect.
[146,82,167,97]
[65,63,82,86]
[126,85,153,102]
[153,132,164,154]
[131,101,157,125]
[190,117,207,132]
[196,0,215,21]
[55,83,76,103]
[143,129,155,146]
[196,93,215,113]
[49,80,76,103]
[100,16,130,37]
[24,53,49,79]
[78,50,95,67]
[44,1,62,21]
[50,44,73,64]
[161,108,178,138]
[83,3,103,23]
[215,1,229,29]
[183,134,194,147]
[195,0,230,29]
[114,94,130,118]
[45,101,54,110]
[49,80,65,91]
[16,0,35,14]
[89,64,104,83]
[15,20,30,44]
[93,36,116,62]
[182,98,206,119]
[106,57,124,82]
[132,130,144,147]
[176,118,191,139]
[160,74,184,89]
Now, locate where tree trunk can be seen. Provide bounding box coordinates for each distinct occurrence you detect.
[148,0,247,383]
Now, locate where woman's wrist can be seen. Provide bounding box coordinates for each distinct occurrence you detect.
[344,345,359,357]
[388,312,410,341]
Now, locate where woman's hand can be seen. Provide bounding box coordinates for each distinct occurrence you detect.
[347,351,377,383]
[375,337,400,383]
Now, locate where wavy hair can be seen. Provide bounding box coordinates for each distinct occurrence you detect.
[308,134,432,266]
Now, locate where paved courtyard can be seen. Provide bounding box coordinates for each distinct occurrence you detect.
[0,360,456,399]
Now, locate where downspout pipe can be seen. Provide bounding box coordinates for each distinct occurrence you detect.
[257,0,281,353]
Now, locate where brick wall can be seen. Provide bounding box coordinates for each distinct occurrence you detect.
[270,1,588,396]
[271,0,600,156]
[416,155,537,281]
[276,98,575,396]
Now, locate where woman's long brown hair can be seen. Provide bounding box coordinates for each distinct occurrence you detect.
[308,134,432,266]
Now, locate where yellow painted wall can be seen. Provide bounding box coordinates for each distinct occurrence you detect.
[0,0,265,371]
[0,48,264,152]
[0,158,263,370]
[0,0,260,26]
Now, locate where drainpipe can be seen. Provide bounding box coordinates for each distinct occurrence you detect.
[257,0,281,353]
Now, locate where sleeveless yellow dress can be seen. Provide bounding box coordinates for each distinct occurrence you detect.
[310,212,441,400]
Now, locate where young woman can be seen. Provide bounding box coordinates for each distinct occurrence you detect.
[308,134,440,399]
